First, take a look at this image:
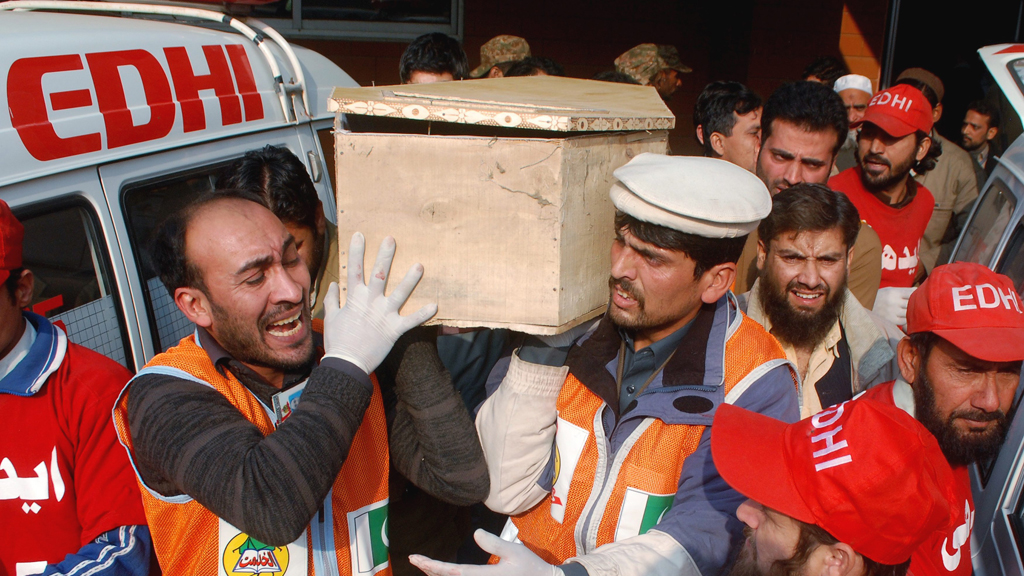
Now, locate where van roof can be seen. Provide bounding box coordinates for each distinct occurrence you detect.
[0,7,356,187]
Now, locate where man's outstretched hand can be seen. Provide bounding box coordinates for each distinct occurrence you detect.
[323,232,438,373]
[409,530,564,576]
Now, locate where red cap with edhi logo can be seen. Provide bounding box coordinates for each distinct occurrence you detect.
[907,262,1024,362]
[711,398,955,566]
[853,83,933,137]
[0,199,24,285]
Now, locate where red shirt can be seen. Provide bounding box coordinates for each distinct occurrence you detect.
[830,167,934,288]
[0,320,147,575]
[863,381,974,576]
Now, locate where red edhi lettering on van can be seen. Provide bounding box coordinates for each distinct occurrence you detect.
[7,44,264,161]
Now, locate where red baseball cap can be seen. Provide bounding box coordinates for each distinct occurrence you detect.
[0,199,24,285]
[854,83,933,137]
[712,399,955,566]
[907,262,1024,362]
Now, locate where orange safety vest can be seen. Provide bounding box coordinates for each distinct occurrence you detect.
[112,334,391,576]
[508,314,790,564]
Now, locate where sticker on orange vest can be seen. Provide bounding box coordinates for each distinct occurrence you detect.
[219,518,308,576]
[613,487,674,541]
[551,416,589,524]
[346,499,390,575]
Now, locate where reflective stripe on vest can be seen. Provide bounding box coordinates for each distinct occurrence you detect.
[509,315,792,564]
[112,334,392,576]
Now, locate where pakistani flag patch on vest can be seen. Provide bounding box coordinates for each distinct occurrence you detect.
[614,488,674,541]
[347,499,389,575]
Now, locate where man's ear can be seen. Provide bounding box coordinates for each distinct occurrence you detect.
[315,201,327,235]
[13,269,35,309]
[756,239,768,271]
[817,542,863,576]
[845,245,855,276]
[709,132,727,157]
[700,262,736,304]
[915,135,932,162]
[987,126,999,142]
[932,102,943,123]
[696,125,705,145]
[175,287,213,328]
[897,337,920,384]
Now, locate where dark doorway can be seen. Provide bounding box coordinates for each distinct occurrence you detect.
[886,0,1023,143]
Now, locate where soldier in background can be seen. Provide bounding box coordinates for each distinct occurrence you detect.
[614,43,691,101]
[470,35,531,79]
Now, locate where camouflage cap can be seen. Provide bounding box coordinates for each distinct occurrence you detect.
[657,45,693,74]
[471,35,531,77]
[614,43,691,85]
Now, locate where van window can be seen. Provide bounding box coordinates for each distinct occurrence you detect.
[998,223,1024,297]
[954,179,1017,267]
[122,165,228,352]
[17,202,132,367]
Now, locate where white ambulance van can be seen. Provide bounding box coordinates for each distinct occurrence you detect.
[0,0,356,370]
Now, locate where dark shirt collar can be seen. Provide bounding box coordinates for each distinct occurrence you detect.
[619,321,692,368]
[196,327,315,404]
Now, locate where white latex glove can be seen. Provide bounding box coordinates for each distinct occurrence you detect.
[873,286,916,328]
[409,530,564,576]
[323,233,438,373]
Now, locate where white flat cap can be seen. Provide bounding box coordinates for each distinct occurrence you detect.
[833,74,873,96]
[610,153,771,238]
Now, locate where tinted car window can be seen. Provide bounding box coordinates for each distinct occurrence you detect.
[122,165,228,352]
[955,178,1017,266]
[998,223,1024,297]
[17,202,132,367]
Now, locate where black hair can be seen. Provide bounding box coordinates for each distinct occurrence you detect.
[3,267,25,303]
[967,99,1001,130]
[801,55,850,88]
[504,56,565,77]
[761,81,849,156]
[693,81,763,157]
[151,189,266,299]
[614,211,747,279]
[592,70,640,85]
[908,331,940,364]
[894,78,939,109]
[399,33,469,83]
[758,183,861,251]
[914,129,942,174]
[216,145,319,230]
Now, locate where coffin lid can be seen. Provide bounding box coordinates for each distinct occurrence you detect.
[329,76,675,132]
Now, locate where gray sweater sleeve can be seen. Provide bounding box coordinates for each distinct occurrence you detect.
[376,328,490,506]
[125,359,372,546]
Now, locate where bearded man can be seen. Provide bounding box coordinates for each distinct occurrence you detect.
[739,183,902,417]
[863,262,1024,576]
[830,83,941,328]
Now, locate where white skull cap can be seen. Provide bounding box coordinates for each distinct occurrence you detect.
[833,74,874,96]
[610,153,771,238]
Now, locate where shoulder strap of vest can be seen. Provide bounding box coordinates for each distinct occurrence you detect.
[724,358,796,405]
[113,366,197,504]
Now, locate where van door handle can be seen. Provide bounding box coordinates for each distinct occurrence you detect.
[307,150,322,183]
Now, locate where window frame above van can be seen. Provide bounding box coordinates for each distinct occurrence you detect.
[248,0,463,42]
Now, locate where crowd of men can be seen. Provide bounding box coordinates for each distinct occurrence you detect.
[2,30,1023,576]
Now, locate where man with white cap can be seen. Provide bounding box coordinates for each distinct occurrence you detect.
[711,396,957,576]
[409,154,799,576]
[833,73,874,173]
[862,262,1024,576]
